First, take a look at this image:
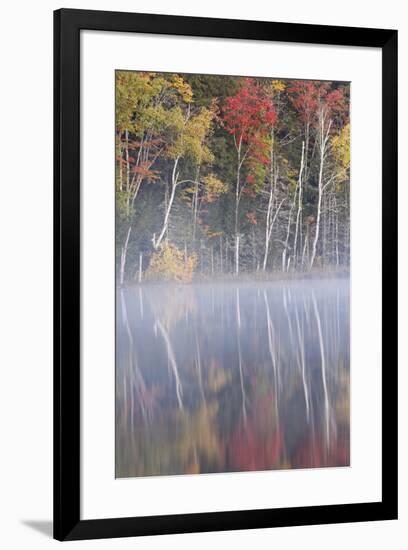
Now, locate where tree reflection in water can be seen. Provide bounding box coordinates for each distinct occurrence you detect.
[116,279,349,478]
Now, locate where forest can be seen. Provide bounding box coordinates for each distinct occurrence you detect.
[115,71,350,284]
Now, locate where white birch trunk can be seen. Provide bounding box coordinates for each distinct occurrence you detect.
[152,157,179,250]
[282,192,297,272]
[125,129,130,216]
[262,129,275,271]
[219,235,223,274]
[292,141,305,270]
[119,225,131,286]
[262,186,273,271]
[310,111,332,270]
[234,137,245,276]
[192,166,200,243]
[138,252,143,283]
[235,235,240,276]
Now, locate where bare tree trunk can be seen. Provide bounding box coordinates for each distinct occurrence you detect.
[234,138,246,276]
[282,191,297,272]
[138,252,143,284]
[152,157,180,250]
[310,112,332,270]
[304,120,311,183]
[263,197,284,271]
[292,141,305,270]
[130,175,143,211]
[262,129,276,271]
[310,150,324,269]
[164,181,169,241]
[125,129,130,216]
[118,131,123,192]
[192,166,200,243]
[235,145,241,243]
[251,228,257,272]
[263,186,273,271]
[235,235,240,276]
[301,224,309,268]
[335,214,340,267]
[120,225,132,286]
[219,235,223,274]
[322,195,327,268]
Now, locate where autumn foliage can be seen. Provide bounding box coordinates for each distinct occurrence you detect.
[222,78,276,144]
[116,71,350,281]
[288,80,347,128]
[146,242,197,282]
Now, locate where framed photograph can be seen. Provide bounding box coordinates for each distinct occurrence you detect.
[54,8,398,541]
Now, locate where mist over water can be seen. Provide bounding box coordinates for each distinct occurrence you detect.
[116,278,349,478]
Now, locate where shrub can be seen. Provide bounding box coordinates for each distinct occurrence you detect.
[146,242,197,282]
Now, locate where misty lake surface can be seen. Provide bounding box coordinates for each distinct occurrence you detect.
[116,278,350,478]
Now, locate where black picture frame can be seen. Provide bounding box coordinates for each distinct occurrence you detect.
[54,8,398,541]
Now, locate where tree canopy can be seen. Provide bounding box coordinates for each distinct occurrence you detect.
[115,71,350,283]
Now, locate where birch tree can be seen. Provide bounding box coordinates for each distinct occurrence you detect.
[222,79,276,274]
[152,106,215,250]
[310,104,332,269]
[115,72,350,280]
[116,72,180,282]
[310,88,346,269]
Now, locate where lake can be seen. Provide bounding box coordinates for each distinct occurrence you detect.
[116,278,350,477]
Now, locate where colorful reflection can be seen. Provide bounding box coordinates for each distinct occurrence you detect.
[116,279,349,477]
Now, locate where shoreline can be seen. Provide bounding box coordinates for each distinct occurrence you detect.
[119,268,350,289]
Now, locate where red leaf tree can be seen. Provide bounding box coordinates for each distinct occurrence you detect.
[287,81,348,269]
[222,78,276,274]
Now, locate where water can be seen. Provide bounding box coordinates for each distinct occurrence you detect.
[116,279,350,478]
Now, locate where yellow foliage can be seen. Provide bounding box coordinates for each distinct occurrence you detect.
[332,123,350,181]
[167,107,214,164]
[115,71,154,133]
[146,242,197,282]
[202,174,228,202]
[271,79,286,93]
[172,75,194,103]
